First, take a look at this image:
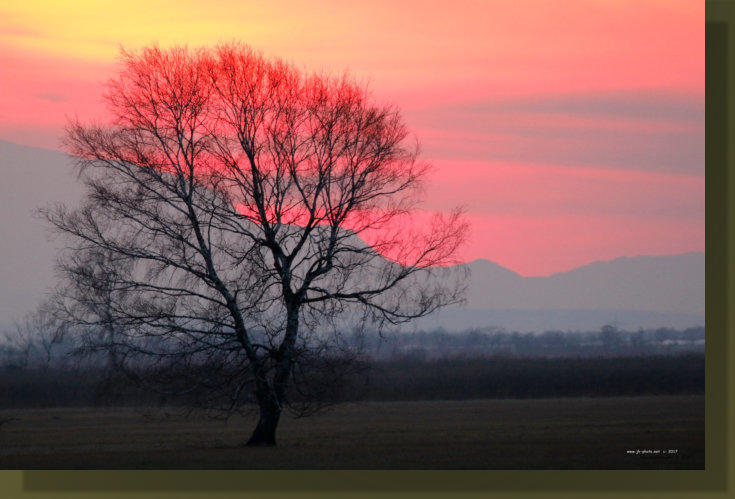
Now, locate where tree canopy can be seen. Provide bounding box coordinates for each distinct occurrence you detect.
[47,44,467,445]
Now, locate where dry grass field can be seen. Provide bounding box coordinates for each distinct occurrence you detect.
[0,395,703,469]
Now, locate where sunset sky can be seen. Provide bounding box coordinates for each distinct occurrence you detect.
[0,0,704,276]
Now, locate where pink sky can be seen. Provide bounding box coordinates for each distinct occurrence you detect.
[0,0,704,276]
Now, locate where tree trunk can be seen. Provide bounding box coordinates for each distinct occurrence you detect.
[246,384,281,446]
[246,301,299,447]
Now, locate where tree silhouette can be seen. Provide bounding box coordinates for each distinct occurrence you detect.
[45,44,467,446]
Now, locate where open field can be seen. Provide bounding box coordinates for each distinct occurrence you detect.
[0,395,703,469]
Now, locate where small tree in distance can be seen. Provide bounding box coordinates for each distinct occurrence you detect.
[45,44,467,446]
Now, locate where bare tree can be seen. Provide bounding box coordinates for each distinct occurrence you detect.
[45,44,467,446]
[1,302,65,370]
[51,247,130,371]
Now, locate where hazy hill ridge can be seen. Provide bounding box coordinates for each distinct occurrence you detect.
[464,252,704,316]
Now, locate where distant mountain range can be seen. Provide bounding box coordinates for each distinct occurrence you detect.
[0,139,704,331]
[410,252,704,332]
[474,252,703,330]
[468,252,702,313]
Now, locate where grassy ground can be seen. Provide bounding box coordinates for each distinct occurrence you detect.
[0,395,703,469]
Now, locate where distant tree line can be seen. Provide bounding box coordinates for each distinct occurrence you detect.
[359,354,704,401]
[0,318,704,409]
[347,325,705,360]
[0,354,704,409]
[0,319,706,371]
